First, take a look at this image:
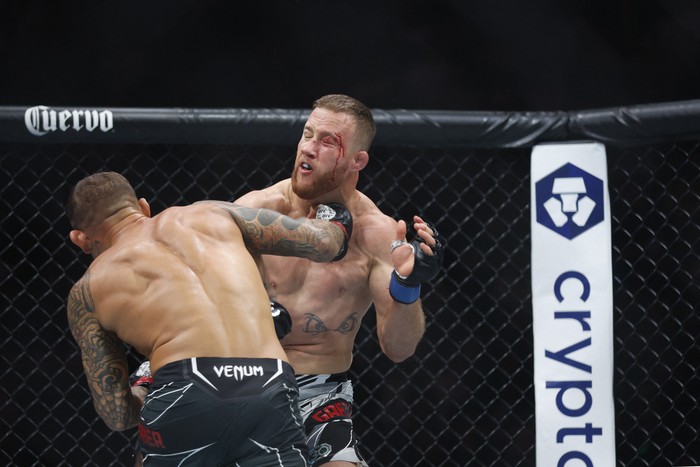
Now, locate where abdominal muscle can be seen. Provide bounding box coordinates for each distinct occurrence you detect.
[283,341,355,375]
[262,254,373,375]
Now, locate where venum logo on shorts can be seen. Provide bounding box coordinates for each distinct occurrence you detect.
[535,163,605,240]
[24,105,114,136]
[213,364,264,380]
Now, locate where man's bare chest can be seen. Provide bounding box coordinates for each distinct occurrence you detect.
[261,255,368,296]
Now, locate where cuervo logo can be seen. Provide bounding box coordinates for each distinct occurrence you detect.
[24,105,114,136]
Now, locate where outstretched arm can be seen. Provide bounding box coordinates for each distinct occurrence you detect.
[371,216,443,362]
[205,201,351,262]
[67,272,141,431]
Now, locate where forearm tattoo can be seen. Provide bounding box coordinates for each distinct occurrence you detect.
[67,272,139,430]
[219,204,342,261]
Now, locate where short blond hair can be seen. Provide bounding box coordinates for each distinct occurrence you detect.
[313,94,376,152]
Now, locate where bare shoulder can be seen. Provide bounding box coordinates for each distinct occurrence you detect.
[67,272,92,310]
[66,270,97,334]
[235,179,291,211]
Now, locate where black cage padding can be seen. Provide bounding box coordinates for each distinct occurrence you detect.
[2,99,700,147]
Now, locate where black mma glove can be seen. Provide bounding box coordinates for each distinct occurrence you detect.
[315,203,353,261]
[129,360,153,388]
[270,300,293,339]
[390,220,445,304]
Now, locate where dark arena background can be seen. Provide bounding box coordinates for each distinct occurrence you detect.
[1,101,699,466]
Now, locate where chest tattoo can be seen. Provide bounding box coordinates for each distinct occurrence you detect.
[302,312,359,335]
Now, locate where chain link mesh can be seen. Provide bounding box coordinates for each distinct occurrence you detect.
[1,141,698,466]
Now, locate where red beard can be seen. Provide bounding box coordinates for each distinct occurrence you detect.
[291,165,342,200]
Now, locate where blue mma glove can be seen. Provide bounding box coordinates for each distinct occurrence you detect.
[390,220,445,304]
[403,219,444,284]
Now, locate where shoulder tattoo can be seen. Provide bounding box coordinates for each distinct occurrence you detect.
[67,272,95,338]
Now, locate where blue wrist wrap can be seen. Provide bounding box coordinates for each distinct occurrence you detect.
[389,272,421,304]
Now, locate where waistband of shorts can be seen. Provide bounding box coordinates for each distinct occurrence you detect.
[154,357,294,384]
[295,373,348,388]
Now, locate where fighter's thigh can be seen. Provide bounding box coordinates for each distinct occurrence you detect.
[306,420,366,467]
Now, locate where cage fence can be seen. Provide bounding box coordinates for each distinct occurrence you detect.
[1,103,699,466]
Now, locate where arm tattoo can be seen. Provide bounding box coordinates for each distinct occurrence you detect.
[67,272,139,431]
[218,204,342,261]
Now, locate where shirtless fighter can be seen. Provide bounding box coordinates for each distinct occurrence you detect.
[129,94,443,466]
[66,171,352,466]
[234,94,444,466]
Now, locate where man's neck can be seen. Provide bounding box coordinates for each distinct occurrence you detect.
[286,180,358,216]
[93,211,146,256]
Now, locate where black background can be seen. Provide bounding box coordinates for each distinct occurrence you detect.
[1,0,699,111]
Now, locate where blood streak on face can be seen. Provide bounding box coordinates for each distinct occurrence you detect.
[331,132,344,181]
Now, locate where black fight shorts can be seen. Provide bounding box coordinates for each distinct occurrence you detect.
[138,357,308,466]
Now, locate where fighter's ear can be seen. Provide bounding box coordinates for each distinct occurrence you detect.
[138,198,151,217]
[69,230,92,254]
[353,150,369,171]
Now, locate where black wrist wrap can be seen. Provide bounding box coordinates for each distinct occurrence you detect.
[402,221,444,286]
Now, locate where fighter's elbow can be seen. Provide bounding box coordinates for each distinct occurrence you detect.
[309,235,344,263]
[378,324,424,363]
[102,417,131,432]
[382,345,417,363]
[96,404,139,431]
[387,352,411,363]
[319,236,339,262]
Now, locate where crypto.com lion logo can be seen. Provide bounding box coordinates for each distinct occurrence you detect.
[535,163,605,240]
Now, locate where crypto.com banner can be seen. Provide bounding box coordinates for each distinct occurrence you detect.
[531,142,615,466]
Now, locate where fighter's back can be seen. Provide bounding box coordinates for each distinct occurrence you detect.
[83,202,286,373]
